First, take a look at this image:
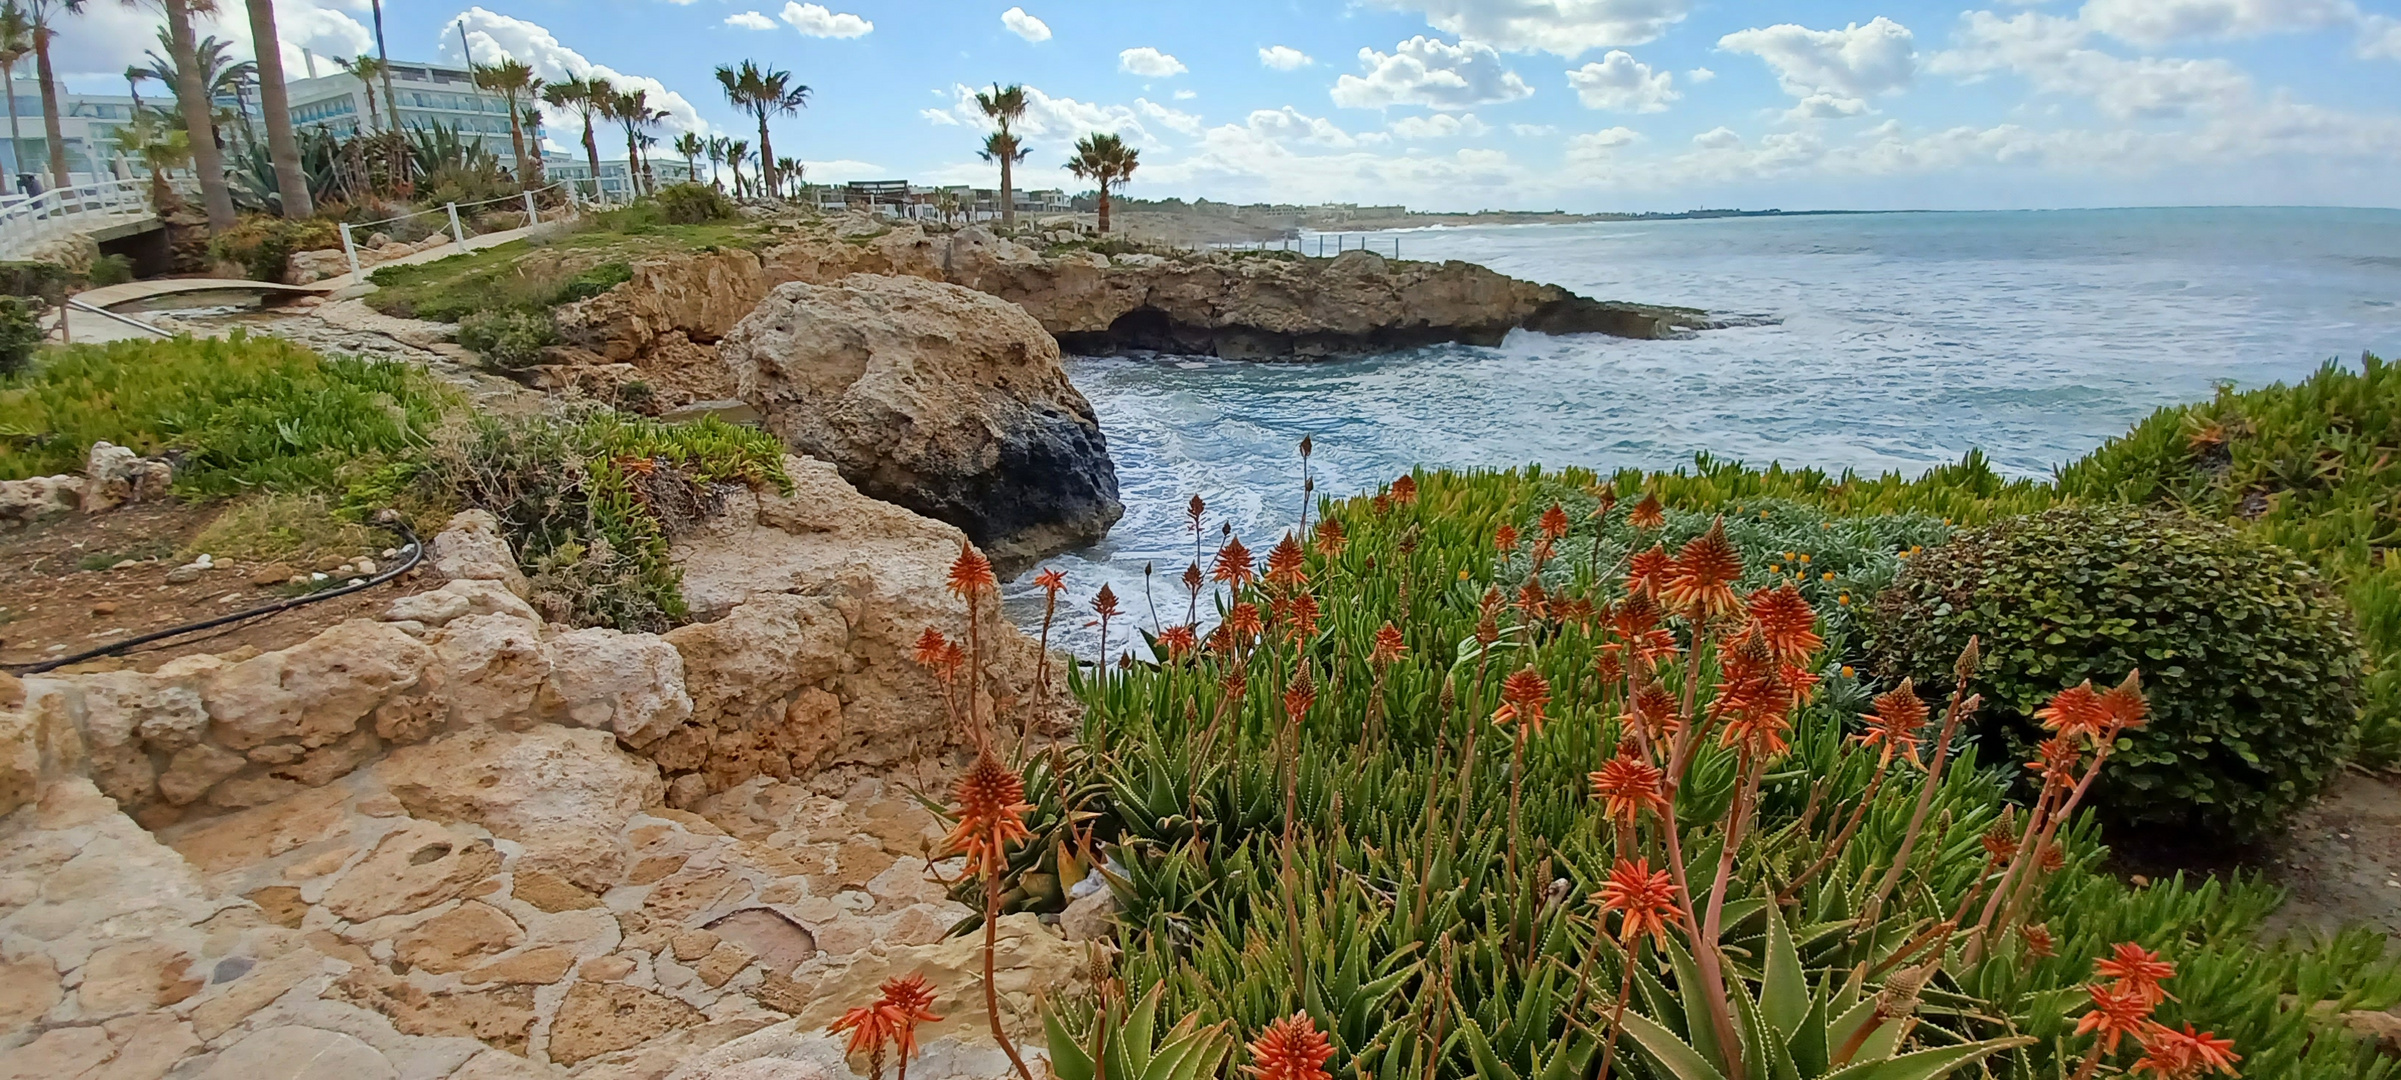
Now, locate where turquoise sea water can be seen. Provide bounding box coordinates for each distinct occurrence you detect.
[1009,206,2401,638]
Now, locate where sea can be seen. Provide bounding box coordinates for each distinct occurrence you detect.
[1004,206,2401,641]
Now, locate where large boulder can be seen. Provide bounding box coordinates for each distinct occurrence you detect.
[717,273,1122,571]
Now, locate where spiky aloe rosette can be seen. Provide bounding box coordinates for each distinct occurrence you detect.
[1004,464,2398,1080]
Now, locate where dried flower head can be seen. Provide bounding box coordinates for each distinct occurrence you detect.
[1663,519,1744,619]
[1495,666,1552,734]
[1091,584,1122,619]
[1746,584,1824,664]
[2021,922,2056,959]
[1243,1012,1336,1080]
[1265,534,1309,588]
[1589,751,1669,826]
[1181,562,1205,595]
[1628,493,1665,530]
[1313,516,1348,556]
[1592,481,1618,516]
[1370,623,1407,666]
[1858,678,1930,767]
[1539,504,1571,540]
[1594,857,1683,944]
[946,542,997,600]
[1188,494,1206,528]
[944,751,1032,879]
[1214,537,1256,588]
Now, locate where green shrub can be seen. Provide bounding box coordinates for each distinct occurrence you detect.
[655,182,736,225]
[0,333,449,495]
[552,261,632,304]
[454,310,557,370]
[1870,505,2362,841]
[209,216,340,283]
[0,296,43,377]
[0,261,73,300]
[367,246,629,323]
[86,254,134,286]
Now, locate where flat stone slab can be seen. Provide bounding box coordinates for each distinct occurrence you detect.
[79,277,339,310]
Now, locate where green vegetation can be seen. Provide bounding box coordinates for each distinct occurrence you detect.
[85,254,133,287]
[186,492,386,565]
[1873,506,2361,840]
[1005,466,2400,1080]
[208,215,341,283]
[410,409,789,631]
[0,334,446,496]
[454,310,559,370]
[0,296,42,377]
[655,181,738,225]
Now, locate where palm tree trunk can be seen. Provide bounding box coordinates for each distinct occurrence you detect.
[33,30,64,191]
[580,116,600,200]
[360,84,378,132]
[1097,181,1111,234]
[247,0,314,217]
[999,152,1015,229]
[505,98,528,186]
[4,60,22,183]
[162,0,234,230]
[754,113,774,200]
[621,126,637,199]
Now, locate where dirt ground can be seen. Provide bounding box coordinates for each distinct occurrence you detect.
[2261,769,2401,940]
[0,500,439,674]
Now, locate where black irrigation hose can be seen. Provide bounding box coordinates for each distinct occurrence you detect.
[6,513,425,677]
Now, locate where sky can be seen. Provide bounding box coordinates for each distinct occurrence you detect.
[46,0,2401,212]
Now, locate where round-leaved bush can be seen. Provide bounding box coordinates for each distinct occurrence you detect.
[1868,505,2360,841]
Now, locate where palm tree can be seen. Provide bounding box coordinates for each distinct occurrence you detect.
[1065,131,1137,235]
[26,0,79,192]
[109,105,184,207]
[774,155,798,198]
[471,57,540,185]
[672,131,702,181]
[341,53,384,131]
[0,4,29,182]
[722,137,747,198]
[713,59,806,199]
[244,0,311,216]
[121,65,145,107]
[635,129,658,192]
[143,30,252,148]
[543,75,606,200]
[123,0,230,229]
[702,134,725,190]
[604,87,662,198]
[974,83,1027,228]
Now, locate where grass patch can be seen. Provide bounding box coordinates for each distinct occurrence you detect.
[75,544,172,571]
[186,492,386,565]
[0,333,450,497]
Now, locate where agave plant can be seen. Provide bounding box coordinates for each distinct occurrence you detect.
[1044,984,1237,1080]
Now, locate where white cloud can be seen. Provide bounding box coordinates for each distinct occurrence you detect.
[1691,126,1743,150]
[1174,89,1198,100]
[1242,106,1364,148]
[442,8,712,139]
[920,108,962,126]
[51,0,369,82]
[780,2,872,38]
[1686,66,1715,83]
[1929,11,2251,120]
[1260,45,1315,70]
[927,83,1173,150]
[1718,17,1917,108]
[1371,0,1693,56]
[1332,37,1535,110]
[1566,50,1678,112]
[1391,112,1490,138]
[1136,98,1204,136]
[725,11,777,30]
[800,158,886,182]
[1120,47,1188,78]
[1566,126,1639,158]
[2077,0,2357,48]
[1509,122,1557,135]
[1001,7,1052,43]
[2357,14,2401,59]
[1785,93,1873,122]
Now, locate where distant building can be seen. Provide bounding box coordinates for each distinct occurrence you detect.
[286,61,535,162]
[543,150,694,201]
[2,78,140,183]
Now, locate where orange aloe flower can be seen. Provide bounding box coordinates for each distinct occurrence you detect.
[1981,813,2020,861]
[1282,663,1316,717]
[1589,751,1669,826]
[1390,474,1419,504]
[1033,568,1067,595]
[1277,590,1321,641]
[912,627,950,668]
[1513,579,1550,621]
[2095,943,2177,1006]
[1243,1012,1336,1080]
[1091,584,1123,619]
[1265,534,1309,588]
[2131,1024,2239,1078]
[943,751,1032,879]
[1663,519,1744,619]
[1628,492,1665,530]
[1227,602,1264,642]
[2100,671,2148,731]
[1158,624,1198,659]
[1495,523,1521,553]
[1604,593,1679,664]
[2074,980,2160,1054]
[935,642,967,683]
[946,542,997,600]
[2026,733,2084,788]
[1539,503,1571,539]
[1370,622,1407,666]
[1627,682,1684,742]
[1214,536,1256,588]
[1494,666,1552,734]
[1746,584,1823,664]
[2021,922,2056,959]
[1625,544,1672,598]
[1313,516,1347,556]
[1594,857,1683,944]
[1857,678,1930,766]
[829,1001,901,1061]
[876,973,943,1061]
[1590,481,1618,517]
[2035,681,2112,740]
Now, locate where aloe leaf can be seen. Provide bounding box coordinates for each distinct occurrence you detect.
[1821,1036,2036,1080]
[1459,1018,1523,1080]
[1763,902,1809,1041]
[1619,1008,1732,1080]
[1043,1002,1096,1080]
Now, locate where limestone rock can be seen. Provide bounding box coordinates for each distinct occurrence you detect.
[428,510,530,598]
[0,956,60,1030]
[0,474,84,527]
[718,273,1121,571]
[538,627,693,747]
[377,727,664,890]
[75,940,203,1014]
[202,620,430,752]
[162,783,352,874]
[1058,887,1119,943]
[663,594,847,731]
[426,613,550,728]
[318,820,503,922]
[82,441,173,512]
[195,1026,397,1080]
[391,900,523,973]
[459,944,576,986]
[545,981,705,1066]
[381,579,538,630]
[553,249,773,362]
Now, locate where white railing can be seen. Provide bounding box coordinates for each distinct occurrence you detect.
[0,177,157,260]
[335,181,576,279]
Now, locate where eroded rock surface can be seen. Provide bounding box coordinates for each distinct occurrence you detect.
[718,276,1121,572]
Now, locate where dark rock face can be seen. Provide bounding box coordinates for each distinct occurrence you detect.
[716,273,1123,572]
